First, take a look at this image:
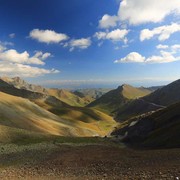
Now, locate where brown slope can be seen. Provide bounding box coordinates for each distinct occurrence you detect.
[112,102,180,148]
[0,91,115,137]
[0,78,69,108]
[115,99,164,122]
[1,76,48,94]
[87,84,151,115]
[47,88,87,107]
[1,76,89,107]
[73,88,112,99]
[0,92,76,136]
[143,79,180,106]
[0,79,116,137]
[115,79,180,122]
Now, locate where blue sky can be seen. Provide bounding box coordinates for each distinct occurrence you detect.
[0,0,180,88]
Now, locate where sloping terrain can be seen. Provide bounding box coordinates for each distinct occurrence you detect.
[1,76,48,94]
[146,85,164,92]
[0,76,90,107]
[0,78,69,110]
[0,92,75,136]
[112,102,180,148]
[87,84,151,115]
[115,79,180,121]
[115,99,164,121]
[143,79,180,106]
[47,88,87,107]
[0,90,116,138]
[73,88,112,99]
[35,98,116,137]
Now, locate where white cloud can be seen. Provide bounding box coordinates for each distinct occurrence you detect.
[171,44,180,52]
[29,29,69,44]
[94,29,129,42]
[34,51,52,60]
[0,62,59,77]
[0,49,52,65]
[98,0,180,28]
[146,51,179,63]
[0,41,14,52]
[106,29,129,41]
[99,14,118,29]
[156,44,169,49]
[118,0,180,25]
[94,32,107,40]
[66,38,92,51]
[156,44,180,53]
[9,33,15,38]
[114,52,145,63]
[140,23,180,41]
[0,39,59,78]
[0,45,6,52]
[114,45,180,64]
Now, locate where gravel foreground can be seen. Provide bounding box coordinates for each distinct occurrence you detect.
[0,143,180,180]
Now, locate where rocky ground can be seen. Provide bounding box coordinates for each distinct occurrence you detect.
[0,142,180,179]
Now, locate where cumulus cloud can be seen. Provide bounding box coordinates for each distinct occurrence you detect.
[29,29,69,44]
[146,51,178,63]
[114,45,180,64]
[9,33,15,38]
[114,52,145,63]
[156,44,169,49]
[34,51,52,60]
[171,44,180,52]
[157,44,180,53]
[0,49,52,65]
[99,0,180,28]
[118,0,180,25]
[99,14,118,29]
[0,46,59,77]
[0,62,59,77]
[94,29,129,42]
[0,45,6,52]
[140,23,180,41]
[64,38,91,51]
[0,41,14,52]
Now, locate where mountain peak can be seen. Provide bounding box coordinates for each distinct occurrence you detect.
[117,84,132,91]
[0,76,47,94]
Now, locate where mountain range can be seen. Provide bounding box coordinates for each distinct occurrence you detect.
[0,76,180,148]
[87,84,152,115]
[0,77,116,139]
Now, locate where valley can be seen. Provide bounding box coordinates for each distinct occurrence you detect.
[0,76,180,179]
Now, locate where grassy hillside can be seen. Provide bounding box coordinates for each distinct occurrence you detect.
[112,102,180,148]
[35,98,116,136]
[0,77,90,107]
[47,88,87,107]
[122,85,151,99]
[73,88,112,99]
[143,79,180,106]
[0,92,75,135]
[115,99,164,121]
[0,91,116,138]
[87,84,151,115]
